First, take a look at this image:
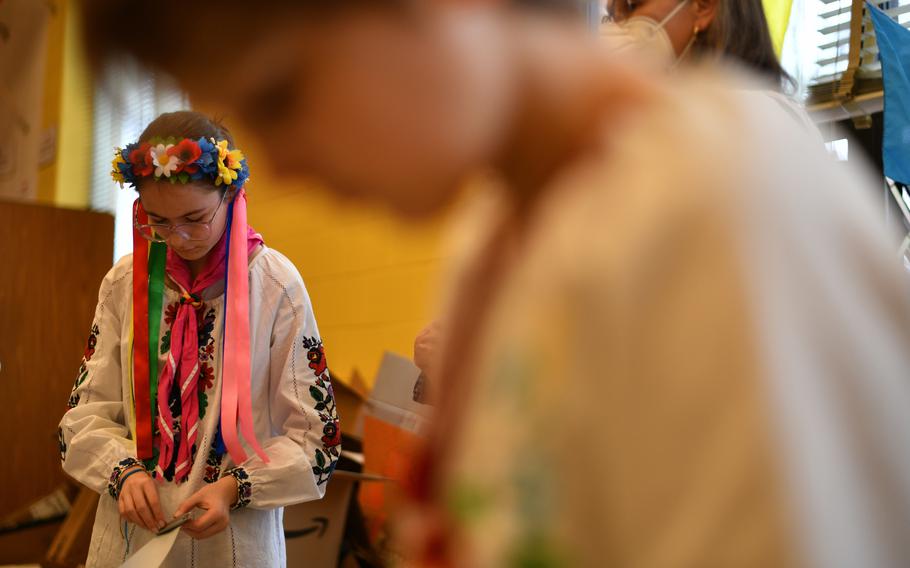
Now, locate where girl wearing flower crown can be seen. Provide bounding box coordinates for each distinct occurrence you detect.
[59,111,339,566]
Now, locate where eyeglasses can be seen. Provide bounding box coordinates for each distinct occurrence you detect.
[134,192,227,243]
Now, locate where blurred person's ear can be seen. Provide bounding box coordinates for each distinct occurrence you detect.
[691,0,718,33]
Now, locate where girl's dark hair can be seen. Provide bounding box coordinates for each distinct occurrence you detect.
[696,0,793,91]
[80,1,389,74]
[139,111,235,148]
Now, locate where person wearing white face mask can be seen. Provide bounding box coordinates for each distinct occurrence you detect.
[601,0,701,68]
[602,0,788,85]
[602,0,821,137]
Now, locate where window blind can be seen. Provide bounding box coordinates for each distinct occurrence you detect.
[793,0,910,118]
[90,57,188,261]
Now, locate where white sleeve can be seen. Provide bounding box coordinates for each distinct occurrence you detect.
[58,265,139,498]
[230,276,340,510]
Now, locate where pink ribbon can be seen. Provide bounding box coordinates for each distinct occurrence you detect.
[221,190,270,466]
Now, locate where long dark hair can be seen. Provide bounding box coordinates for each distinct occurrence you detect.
[697,0,792,90]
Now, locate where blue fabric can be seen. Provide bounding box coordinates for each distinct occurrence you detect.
[868,2,910,184]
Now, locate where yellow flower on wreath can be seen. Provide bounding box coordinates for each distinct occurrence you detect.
[111,151,126,187]
[216,163,238,186]
[214,139,245,186]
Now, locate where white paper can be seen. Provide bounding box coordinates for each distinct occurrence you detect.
[119,527,181,568]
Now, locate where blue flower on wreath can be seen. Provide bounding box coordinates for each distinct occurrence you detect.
[195,137,219,177]
[117,156,134,183]
[118,142,141,186]
[234,161,251,188]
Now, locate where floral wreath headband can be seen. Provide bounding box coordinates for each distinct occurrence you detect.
[111,137,250,190]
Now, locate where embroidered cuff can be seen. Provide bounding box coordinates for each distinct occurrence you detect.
[108,458,143,499]
[224,467,252,510]
[57,427,67,464]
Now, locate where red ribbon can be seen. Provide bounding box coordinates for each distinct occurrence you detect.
[132,202,154,460]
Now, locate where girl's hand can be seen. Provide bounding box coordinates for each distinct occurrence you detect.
[118,466,166,532]
[174,476,238,540]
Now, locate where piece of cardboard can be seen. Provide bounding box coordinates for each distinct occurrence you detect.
[364,353,431,433]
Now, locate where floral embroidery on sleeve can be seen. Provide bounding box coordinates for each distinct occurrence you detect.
[224,467,252,510]
[304,337,340,486]
[57,427,67,463]
[68,324,100,408]
[203,445,224,484]
[107,457,143,499]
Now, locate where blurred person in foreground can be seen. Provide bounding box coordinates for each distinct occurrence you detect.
[80,1,910,566]
[415,0,814,402]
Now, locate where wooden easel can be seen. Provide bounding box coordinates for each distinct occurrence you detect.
[43,485,98,568]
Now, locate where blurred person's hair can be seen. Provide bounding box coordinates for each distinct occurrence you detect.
[81,0,373,73]
[80,0,581,76]
[696,0,792,90]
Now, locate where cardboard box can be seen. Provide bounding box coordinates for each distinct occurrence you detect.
[284,469,386,568]
[284,471,354,568]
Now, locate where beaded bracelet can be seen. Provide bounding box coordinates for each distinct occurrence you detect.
[118,466,147,494]
[108,458,143,499]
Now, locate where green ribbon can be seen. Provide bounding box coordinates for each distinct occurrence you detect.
[146,241,167,470]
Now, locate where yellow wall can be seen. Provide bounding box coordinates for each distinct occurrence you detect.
[35,1,64,203]
[239,135,448,390]
[55,0,92,208]
[36,0,92,209]
[763,0,794,57]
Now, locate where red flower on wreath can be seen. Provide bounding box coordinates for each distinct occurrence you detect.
[170,139,202,174]
[321,420,341,448]
[307,345,327,376]
[128,143,154,177]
